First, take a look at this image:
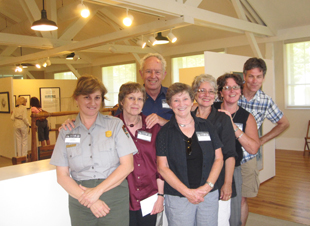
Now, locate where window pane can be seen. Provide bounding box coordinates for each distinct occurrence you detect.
[54,72,77,80]
[102,63,136,107]
[286,41,310,108]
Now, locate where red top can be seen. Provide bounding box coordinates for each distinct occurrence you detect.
[117,112,163,211]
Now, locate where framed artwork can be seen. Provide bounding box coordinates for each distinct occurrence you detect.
[40,87,61,112]
[18,95,31,109]
[0,92,10,113]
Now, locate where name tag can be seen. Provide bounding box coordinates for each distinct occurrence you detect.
[65,134,81,143]
[137,131,152,142]
[235,123,243,131]
[196,131,211,141]
[66,144,76,148]
[162,99,170,109]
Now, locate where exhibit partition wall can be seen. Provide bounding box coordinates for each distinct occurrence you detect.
[204,51,275,183]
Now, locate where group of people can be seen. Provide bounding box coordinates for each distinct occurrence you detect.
[11,96,50,160]
[50,53,289,226]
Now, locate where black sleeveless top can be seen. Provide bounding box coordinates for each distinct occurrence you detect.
[214,102,249,166]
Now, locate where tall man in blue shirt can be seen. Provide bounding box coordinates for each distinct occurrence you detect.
[115,53,173,126]
[238,57,289,226]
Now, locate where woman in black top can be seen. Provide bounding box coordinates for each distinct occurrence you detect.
[214,73,260,226]
[156,82,223,226]
[191,74,237,226]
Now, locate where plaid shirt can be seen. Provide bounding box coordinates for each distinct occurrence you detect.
[238,89,283,163]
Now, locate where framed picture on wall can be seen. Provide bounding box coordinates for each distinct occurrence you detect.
[39,87,61,112]
[231,71,244,81]
[18,95,31,109]
[0,92,10,113]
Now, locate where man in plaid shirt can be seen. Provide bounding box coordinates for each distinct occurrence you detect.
[237,58,289,226]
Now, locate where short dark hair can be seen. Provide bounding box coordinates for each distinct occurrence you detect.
[217,73,244,100]
[30,97,41,108]
[166,83,195,106]
[72,75,107,108]
[243,57,267,77]
[118,82,146,111]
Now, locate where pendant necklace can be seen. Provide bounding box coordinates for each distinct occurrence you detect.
[178,117,193,127]
[126,116,140,127]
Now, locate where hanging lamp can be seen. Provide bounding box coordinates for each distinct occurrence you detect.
[31,0,58,31]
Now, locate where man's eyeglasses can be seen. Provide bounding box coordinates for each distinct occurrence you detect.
[186,138,192,155]
[222,85,240,91]
[197,89,216,95]
[144,69,162,75]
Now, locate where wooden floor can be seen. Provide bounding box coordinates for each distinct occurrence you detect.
[1,150,309,225]
[248,149,310,225]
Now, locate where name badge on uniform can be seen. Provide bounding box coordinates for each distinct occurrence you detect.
[235,123,243,131]
[65,134,81,143]
[196,131,211,141]
[162,99,170,109]
[137,131,152,142]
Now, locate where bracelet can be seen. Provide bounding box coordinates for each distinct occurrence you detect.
[157,193,164,197]
[234,126,239,132]
[237,132,244,140]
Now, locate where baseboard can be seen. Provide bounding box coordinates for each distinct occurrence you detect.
[275,137,304,151]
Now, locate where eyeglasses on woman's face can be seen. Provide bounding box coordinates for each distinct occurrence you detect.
[222,85,240,91]
[197,89,216,95]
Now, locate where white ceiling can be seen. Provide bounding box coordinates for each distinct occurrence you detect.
[0,0,309,76]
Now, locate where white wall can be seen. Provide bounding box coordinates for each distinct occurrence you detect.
[0,160,70,226]
[204,51,275,183]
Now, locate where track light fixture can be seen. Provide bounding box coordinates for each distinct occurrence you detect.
[167,29,177,43]
[15,66,23,72]
[79,0,90,18]
[46,57,51,66]
[31,0,58,31]
[154,32,169,45]
[35,63,41,69]
[148,35,157,46]
[137,35,146,48]
[123,8,133,27]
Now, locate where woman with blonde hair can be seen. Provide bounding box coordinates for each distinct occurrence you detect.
[11,96,30,158]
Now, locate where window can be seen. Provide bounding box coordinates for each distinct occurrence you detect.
[0,74,23,79]
[54,72,77,80]
[286,41,310,108]
[172,54,205,83]
[102,63,136,107]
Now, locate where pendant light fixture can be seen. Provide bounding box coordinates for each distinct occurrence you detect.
[31,0,58,31]
[154,32,169,45]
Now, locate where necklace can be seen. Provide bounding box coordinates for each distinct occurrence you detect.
[221,103,238,120]
[126,116,140,127]
[178,117,193,127]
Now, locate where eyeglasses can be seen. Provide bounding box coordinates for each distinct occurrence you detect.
[185,138,192,155]
[222,85,240,91]
[144,69,162,75]
[126,96,144,102]
[197,89,216,95]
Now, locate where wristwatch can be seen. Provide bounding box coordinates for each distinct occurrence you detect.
[206,181,214,188]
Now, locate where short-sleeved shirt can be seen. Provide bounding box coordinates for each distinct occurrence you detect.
[117,113,162,211]
[50,113,138,181]
[156,112,223,197]
[238,89,283,130]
